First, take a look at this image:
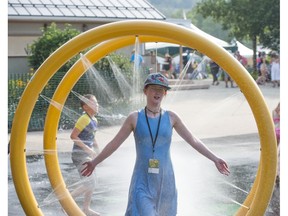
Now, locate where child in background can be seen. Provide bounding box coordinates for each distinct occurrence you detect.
[70,94,100,216]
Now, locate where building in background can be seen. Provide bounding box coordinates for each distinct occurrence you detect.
[8,0,165,74]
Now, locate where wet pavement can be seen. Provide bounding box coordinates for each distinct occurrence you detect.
[8,81,280,215]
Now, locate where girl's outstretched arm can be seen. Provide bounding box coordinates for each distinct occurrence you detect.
[170,111,230,176]
[81,112,137,176]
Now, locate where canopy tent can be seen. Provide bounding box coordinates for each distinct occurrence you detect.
[233,40,253,57]
[145,19,236,56]
[145,42,183,56]
[145,42,179,50]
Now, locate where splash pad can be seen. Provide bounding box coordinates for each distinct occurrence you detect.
[9,20,277,215]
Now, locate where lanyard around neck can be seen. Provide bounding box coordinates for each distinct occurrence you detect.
[145,107,162,154]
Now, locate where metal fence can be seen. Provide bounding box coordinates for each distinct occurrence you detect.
[8,70,144,133]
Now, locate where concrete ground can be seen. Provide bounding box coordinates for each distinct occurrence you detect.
[8,80,280,215]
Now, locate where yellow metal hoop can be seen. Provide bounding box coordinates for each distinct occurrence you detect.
[10,20,277,216]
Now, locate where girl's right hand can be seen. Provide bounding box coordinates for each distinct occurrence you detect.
[81,161,94,177]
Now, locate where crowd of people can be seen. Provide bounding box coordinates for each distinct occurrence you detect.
[140,50,280,88]
[129,45,280,91]
[145,49,280,90]
[256,51,280,87]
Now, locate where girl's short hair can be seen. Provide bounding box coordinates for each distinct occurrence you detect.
[80,94,95,108]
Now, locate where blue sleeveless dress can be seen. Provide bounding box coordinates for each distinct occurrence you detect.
[125,109,177,216]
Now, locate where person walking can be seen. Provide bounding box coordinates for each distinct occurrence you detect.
[209,60,220,85]
[70,94,100,216]
[162,53,173,78]
[256,52,268,85]
[130,49,144,69]
[270,52,280,87]
[81,73,230,216]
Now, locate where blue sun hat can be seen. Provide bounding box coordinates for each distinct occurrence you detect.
[144,73,171,90]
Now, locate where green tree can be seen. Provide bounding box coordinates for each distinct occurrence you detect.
[196,0,280,71]
[28,22,81,71]
[187,8,231,42]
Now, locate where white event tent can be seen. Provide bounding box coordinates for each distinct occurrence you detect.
[145,19,234,53]
[145,19,253,57]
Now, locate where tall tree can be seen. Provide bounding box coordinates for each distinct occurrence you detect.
[196,0,280,71]
[187,8,231,42]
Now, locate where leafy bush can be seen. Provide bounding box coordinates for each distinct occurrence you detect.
[27,22,80,71]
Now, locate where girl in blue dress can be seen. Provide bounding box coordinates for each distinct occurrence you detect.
[81,73,230,216]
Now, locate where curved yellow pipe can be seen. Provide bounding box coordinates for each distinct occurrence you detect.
[235,157,262,215]
[10,20,277,216]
